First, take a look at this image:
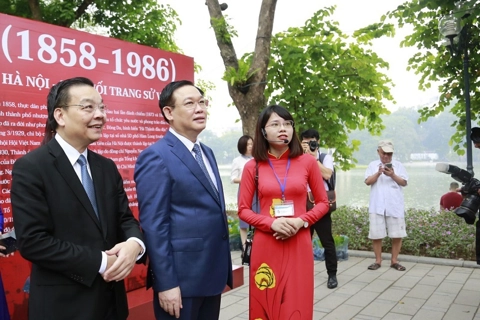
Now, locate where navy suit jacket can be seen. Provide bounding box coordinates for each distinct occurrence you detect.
[134,131,232,297]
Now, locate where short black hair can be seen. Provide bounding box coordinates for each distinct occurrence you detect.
[158,80,204,123]
[237,135,253,155]
[450,182,459,189]
[43,77,94,145]
[252,104,303,161]
[471,127,480,143]
[300,129,319,141]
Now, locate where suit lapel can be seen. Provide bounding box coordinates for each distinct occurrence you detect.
[201,144,228,229]
[201,143,224,209]
[166,132,221,206]
[48,140,102,231]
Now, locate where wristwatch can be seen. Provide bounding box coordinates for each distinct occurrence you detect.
[303,220,309,228]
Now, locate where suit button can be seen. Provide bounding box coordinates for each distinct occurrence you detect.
[222,234,227,240]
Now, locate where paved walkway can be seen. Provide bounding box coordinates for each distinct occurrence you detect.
[220,250,480,320]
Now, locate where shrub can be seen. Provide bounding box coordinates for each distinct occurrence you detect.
[225,204,477,261]
[332,206,476,261]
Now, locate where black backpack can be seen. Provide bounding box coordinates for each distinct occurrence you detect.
[319,153,335,191]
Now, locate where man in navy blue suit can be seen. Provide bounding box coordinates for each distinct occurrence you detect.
[134,80,232,319]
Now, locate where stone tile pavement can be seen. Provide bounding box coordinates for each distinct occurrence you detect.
[220,250,480,320]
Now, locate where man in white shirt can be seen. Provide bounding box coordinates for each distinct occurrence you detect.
[364,140,408,271]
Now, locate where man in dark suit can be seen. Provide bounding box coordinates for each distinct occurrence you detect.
[11,77,145,320]
[134,80,232,319]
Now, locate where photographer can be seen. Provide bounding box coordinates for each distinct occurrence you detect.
[472,127,480,151]
[300,129,338,289]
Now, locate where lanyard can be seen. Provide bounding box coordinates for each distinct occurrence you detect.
[268,158,291,202]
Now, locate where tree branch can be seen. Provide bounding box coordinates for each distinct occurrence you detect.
[205,0,239,71]
[75,0,96,22]
[249,0,277,95]
[28,0,42,21]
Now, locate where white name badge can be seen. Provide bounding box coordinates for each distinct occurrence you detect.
[274,200,294,217]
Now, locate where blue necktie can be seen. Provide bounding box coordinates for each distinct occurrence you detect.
[192,144,219,201]
[77,155,99,218]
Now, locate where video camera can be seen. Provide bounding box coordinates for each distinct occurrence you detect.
[435,163,480,224]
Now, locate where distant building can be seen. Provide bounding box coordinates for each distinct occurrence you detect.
[410,152,439,161]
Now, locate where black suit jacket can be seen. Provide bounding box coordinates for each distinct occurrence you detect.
[11,138,143,320]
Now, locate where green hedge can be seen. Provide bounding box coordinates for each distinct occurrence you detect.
[331,206,476,261]
[227,206,477,261]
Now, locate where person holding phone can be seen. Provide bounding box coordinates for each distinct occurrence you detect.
[364,140,408,272]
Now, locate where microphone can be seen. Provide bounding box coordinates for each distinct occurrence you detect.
[261,129,288,143]
[266,139,289,144]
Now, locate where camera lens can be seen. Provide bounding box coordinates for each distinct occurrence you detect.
[455,195,480,224]
[308,140,319,152]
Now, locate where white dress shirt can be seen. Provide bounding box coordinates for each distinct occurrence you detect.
[364,159,409,218]
[55,134,145,274]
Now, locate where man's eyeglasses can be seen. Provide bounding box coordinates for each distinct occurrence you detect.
[63,104,107,114]
[265,120,294,130]
[181,98,209,110]
[379,150,393,156]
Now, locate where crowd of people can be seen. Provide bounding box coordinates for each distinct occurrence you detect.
[3,75,477,319]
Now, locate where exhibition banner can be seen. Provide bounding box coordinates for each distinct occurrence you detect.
[0,13,194,319]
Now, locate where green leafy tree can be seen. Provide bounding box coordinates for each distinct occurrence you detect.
[0,0,180,51]
[359,0,480,156]
[266,7,394,169]
[350,106,459,165]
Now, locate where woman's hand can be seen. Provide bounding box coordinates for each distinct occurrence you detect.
[271,217,305,240]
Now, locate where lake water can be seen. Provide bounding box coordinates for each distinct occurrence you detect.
[219,162,468,211]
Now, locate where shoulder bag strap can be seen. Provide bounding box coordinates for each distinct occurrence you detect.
[248,161,259,233]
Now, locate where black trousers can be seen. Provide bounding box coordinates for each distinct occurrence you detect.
[310,212,337,276]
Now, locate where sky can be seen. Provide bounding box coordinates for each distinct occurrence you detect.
[160,0,440,132]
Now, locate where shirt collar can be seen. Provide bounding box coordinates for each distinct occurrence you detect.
[267,148,290,160]
[55,134,88,165]
[169,127,199,152]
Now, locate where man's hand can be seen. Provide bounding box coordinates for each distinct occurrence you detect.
[301,142,317,157]
[377,164,385,175]
[158,287,182,318]
[383,166,394,177]
[0,231,13,258]
[382,165,407,186]
[102,254,118,280]
[0,245,10,258]
[102,240,142,281]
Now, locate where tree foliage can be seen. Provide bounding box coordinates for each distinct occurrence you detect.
[350,104,462,165]
[0,0,180,51]
[266,7,394,169]
[361,0,480,156]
